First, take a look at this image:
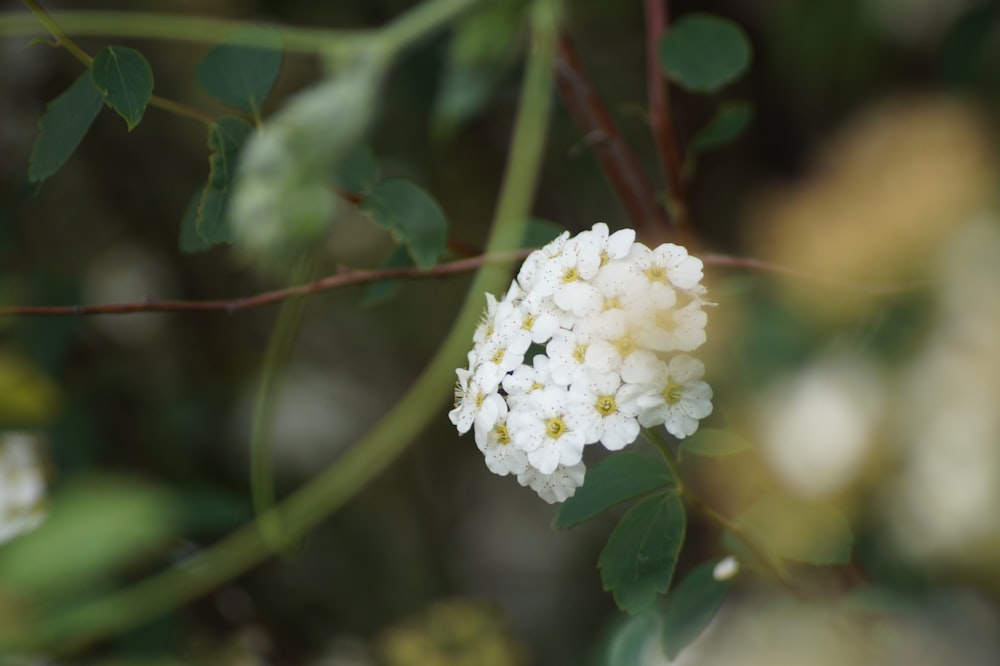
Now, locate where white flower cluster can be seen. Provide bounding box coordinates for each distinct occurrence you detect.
[449,223,713,503]
[0,432,46,545]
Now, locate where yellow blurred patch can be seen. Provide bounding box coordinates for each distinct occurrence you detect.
[0,353,60,425]
[376,598,525,666]
[746,97,997,320]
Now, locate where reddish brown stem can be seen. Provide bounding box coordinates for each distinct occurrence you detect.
[0,249,531,318]
[554,32,674,244]
[644,0,690,241]
[702,253,927,294]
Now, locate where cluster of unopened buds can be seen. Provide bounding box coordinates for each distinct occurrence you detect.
[449,223,713,503]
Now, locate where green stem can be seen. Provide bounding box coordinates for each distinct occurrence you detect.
[378,0,483,55]
[0,0,560,654]
[3,0,482,57]
[21,0,92,65]
[2,10,360,55]
[250,258,316,552]
[149,94,213,126]
[646,426,804,598]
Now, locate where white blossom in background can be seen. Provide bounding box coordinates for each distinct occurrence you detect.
[449,223,713,503]
[755,355,884,499]
[0,432,47,545]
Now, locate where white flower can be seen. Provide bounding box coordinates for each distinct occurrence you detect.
[502,354,554,410]
[627,242,705,293]
[449,364,505,435]
[512,290,560,345]
[0,432,46,546]
[713,555,740,581]
[534,231,605,317]
[507,387,587,474]
[474,414,529,476]
[546,327,598,386]
[451,223,713,502]
[583,309,644,375]
[516,230,570,292]
[638,299,708,353]
[627,354,713,438]
[568,371,641,450]
[517,461,587,503]
[472,293,500,345]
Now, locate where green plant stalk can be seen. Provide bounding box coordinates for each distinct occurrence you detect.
[21,0,92,65]
[0,0,560,654]
[249,257,317,553]
[2,0,483,56]
[646,427,803,597]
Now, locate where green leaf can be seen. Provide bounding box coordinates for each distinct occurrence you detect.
[599,491,686,614]
[737,492,853,565]
[658,14,752,93]
[554,453,672,529]
[359,179,448,269]
[522,218,566,248]
[28,72,104,184]
[197,117,254,246]
[179,192,210,253]
[0,475,176,600]
[361,244,414,307]
[660,562,728,659]
[601,612,658,666]
[939,5,1000,90]
[687,101,753,159]
[331,145,380,195]
[680,428,751,457]
[431,0,525,140]
[90,46,154,130]
[197,26,283,116]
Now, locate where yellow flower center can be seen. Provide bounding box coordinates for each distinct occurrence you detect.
[492,348,505,365]
[599,251,610,267]
[602,296,621,311]
[562,266,580,283]
[595,395,616,416]
[573,343,588,363]
[645,265,667,282]
[494,424,510,445]
[662,382,684,405]
[545,417,567,439]
[475,392,485,408]
[522,313,536,330]
[613,333,636,357]
[655,309,677,332]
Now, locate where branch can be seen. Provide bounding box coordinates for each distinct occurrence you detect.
[702,253,929,295]
[644,0,690,241]
[0,249,532,318]
[554,32,675,244]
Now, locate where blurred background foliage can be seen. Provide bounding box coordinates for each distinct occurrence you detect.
[3,0,1000,664]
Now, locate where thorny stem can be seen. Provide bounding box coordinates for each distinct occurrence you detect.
[644,0,690,243]
[0,251,923,319]
[0,249,533,318]
[554,32,673,245]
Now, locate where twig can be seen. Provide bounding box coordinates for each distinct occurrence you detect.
[554,32,674,244]
[0,249,532,318]
[701,253,930,295]
[644,0,690,241]
[645,427,808,601]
